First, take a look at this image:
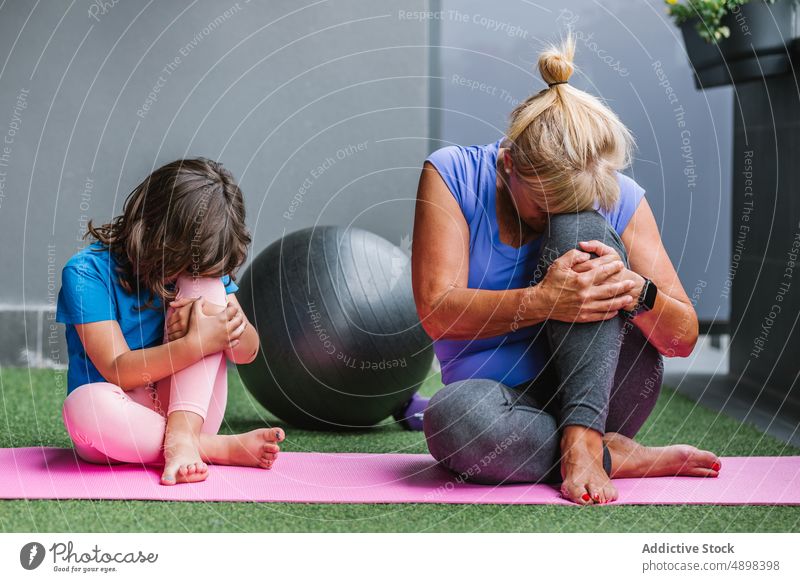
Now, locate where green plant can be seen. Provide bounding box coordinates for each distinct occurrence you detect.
[665,0,777,43]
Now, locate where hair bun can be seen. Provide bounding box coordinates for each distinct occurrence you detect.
[538,35,575,86]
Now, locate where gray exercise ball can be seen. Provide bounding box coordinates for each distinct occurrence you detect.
[236,226,433,429]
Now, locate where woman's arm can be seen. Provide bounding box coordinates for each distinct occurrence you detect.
[75,298,246,390]
[412,162,637,340]
[578,198,699,357]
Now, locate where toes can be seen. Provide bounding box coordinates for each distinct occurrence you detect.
[267,428,285,442]
[691,467,720,478]
[161,464,178,486]
[694,449,718,467]
[688,449,720,473]
[161,459,208,484]
[261,451,278,469]
[561,483,593,505]
[262,443,280,454]
[586,483,605,505]
[187,462,209,476]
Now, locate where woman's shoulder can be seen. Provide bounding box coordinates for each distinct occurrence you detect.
[425,139,501,171]
[424,140,501,222]
[601,171,646,234]
[616,171,645,195]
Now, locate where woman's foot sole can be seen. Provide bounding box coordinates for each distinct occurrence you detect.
[604,432,721,479]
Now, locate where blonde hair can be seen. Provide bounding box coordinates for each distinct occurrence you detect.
[505,34,634,213]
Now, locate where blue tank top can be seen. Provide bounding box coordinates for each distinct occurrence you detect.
[425,139,645,387]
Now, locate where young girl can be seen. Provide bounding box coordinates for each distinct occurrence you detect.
[57,158,285,485]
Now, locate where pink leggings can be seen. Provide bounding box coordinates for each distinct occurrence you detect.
[62,275,229,465]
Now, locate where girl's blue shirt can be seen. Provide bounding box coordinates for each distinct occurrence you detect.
[425,139,645,387]
[56,241,238,394]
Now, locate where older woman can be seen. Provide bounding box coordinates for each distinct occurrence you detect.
[411,37,720,505]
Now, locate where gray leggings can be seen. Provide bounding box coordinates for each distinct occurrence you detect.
[423,211,664,485]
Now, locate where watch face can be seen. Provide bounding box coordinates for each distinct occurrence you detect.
[643,280,657,310]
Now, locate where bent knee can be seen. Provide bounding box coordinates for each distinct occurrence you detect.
[546,211,626,262]
[424,382,492,463]
[175,274,227,305]
[423,380,497,437]
[429,425,556,485]
[423,382,555,484]
[548,209,607,235]
[62,382,125,435]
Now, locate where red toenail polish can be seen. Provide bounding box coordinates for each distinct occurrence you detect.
[712,462,720,471]
[582,493,590,501]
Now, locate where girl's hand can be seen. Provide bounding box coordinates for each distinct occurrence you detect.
[166,297,197,342]
[184,297,245,355]
[223,300,248,347]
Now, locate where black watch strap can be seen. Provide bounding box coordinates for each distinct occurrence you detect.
[622,277,657,320]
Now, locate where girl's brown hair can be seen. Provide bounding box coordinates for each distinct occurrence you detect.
[86,158,251,310]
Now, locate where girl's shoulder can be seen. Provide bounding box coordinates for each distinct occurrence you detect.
[63,241,114,275]
[57,242,119,325]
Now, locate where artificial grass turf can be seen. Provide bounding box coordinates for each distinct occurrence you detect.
[0,366,798,533]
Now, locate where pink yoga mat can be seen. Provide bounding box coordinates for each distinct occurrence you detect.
[1,447,798,505]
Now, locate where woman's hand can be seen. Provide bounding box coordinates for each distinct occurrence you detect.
[165,297,197,342]
[183,297,246,355]
[534,248,638,323]
[572,240,646,312]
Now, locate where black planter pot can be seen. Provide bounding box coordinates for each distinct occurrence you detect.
[680,0,800,89]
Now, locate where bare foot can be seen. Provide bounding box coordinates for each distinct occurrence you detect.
[199,427,285,469]
[559,426,618,506]
[604,432,721,478]
[161,420,209,486]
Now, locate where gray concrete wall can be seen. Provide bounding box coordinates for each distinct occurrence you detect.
[0,0,431,367]
[434,0,733,323]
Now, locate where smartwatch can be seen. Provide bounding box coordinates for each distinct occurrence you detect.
[623,277,657,319]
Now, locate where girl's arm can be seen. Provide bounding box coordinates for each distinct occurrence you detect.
[577,198,699,357]
[75,298,245,390]
[166,293,259,364]
[412,162,637,340]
